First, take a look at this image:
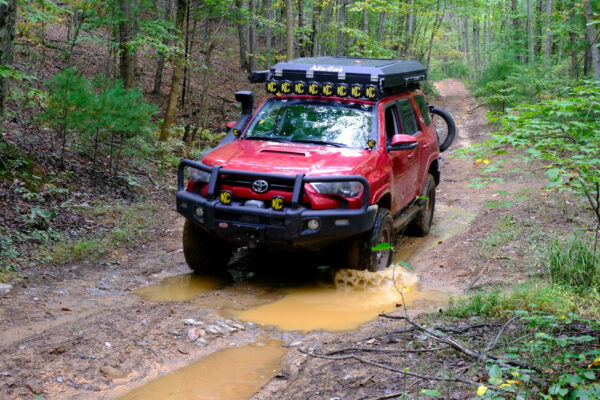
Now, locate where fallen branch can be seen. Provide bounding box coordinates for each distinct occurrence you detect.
[298,348,484,388]
[486,316,517,351]
[326,345,448,356]
[467,260,493,290]
[380,314,539,372]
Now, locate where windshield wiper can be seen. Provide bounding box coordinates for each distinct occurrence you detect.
[244,136,289,143]
[289,139,349,148]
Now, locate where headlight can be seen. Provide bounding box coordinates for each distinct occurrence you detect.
[189,168,211,183]
[310,181,364,198]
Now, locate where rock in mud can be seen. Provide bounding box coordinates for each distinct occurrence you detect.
[183,318,203,326]
[0,283,13,295]
[100,366,127,380]
[187,327,203,341]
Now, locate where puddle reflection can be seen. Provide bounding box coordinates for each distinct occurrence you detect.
[119,341,285,400]
[133,273,222,302]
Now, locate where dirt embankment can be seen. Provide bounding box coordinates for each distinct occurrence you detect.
[0,79,545,400]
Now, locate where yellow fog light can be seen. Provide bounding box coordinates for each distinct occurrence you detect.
[220,190,232,205]
[307,219,320,230]
[271,196,284,211]
[195,207,204,217]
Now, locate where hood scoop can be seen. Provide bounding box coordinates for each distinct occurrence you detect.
[259,148,308,157]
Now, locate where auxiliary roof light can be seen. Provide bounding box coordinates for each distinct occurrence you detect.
[322,82,334,96]
[266,79,279,94]
[293,81,307,95]
[350,84,363,98]
[336,83,349,97]
[308,81,321,95]
[280,80,293,94]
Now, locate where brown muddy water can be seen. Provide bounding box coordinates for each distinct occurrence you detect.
[233,268,447,332]
[133,273,221,302]
[119,341,285,400]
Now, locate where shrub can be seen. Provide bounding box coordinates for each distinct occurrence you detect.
[546,235,600,292]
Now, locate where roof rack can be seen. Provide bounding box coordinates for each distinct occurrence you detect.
[249,56,427,100]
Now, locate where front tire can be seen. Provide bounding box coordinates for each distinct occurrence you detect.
[182,219,235,272]
[347,208,394,272]
[408,174,436,237]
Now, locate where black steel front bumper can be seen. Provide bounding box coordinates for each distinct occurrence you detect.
[175,159,378,249]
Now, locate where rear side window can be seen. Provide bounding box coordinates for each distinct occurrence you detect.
[414,95,431,126]
[397,99,419,135]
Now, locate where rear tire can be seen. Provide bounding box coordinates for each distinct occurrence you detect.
[408,174,436,237]
[347,208,394,272]
[182,219,235,272]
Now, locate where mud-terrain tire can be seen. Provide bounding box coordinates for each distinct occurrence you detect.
[183,219,234,272]
[408,174,436,237]
[430,106,456,152]
[347,208,394,272]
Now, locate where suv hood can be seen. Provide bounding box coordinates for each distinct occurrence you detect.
[201,139,374,176]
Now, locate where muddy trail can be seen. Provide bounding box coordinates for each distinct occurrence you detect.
[0,79,539,399]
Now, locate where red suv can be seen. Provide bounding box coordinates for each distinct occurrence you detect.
[176,57,455,272]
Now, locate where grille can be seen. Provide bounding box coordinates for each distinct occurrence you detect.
[220,176,295,192]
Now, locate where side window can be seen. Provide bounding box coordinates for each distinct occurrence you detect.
[414,95,431,126]
[397,99,419,135]
[384,104,400,142]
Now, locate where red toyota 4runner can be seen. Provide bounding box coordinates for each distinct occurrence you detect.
[176,57,455,272]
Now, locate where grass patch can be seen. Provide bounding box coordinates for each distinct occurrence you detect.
[41,198,164,265]
[545,234,599,291]
[446,281,600,319]
[50,238,104,263]
[479,215,523,258]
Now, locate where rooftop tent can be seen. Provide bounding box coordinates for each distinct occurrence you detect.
[250,57,427,100]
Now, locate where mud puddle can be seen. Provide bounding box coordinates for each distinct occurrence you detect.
[133,273,222,302]
[232,268,447,332]
[119,340,285,400]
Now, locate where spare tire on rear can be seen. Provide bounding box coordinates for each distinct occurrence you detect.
[430,106,456,152]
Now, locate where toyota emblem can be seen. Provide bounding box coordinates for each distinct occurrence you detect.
[251,179,269,193]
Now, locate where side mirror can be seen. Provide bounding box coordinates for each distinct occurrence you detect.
[387,134,418,152]
[226,121,236,130]
[235,91,254,115]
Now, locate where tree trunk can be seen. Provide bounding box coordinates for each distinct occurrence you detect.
[377,12,387,41]
[180,2,191,108]
[285,0,294,60]
[527,0,534,62]
[464,17,470,78]
[473,19,480,77]
[264,0,273,67]
[362,8,369,34]
[297,0,308,56]
[310,1,322,56]
[584,0,600,80]
[335,0,346,56]
[160,0,187,141]
[236,0,249,70]
[570,6,578,79]
[404,0,415,56]
[249,0,257,70]
[0,0,16,133]
[152,0,172,94]
[118,0,137,88]
[544,0,552,64]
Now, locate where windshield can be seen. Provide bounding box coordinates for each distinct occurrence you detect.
[244,98,374,149]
